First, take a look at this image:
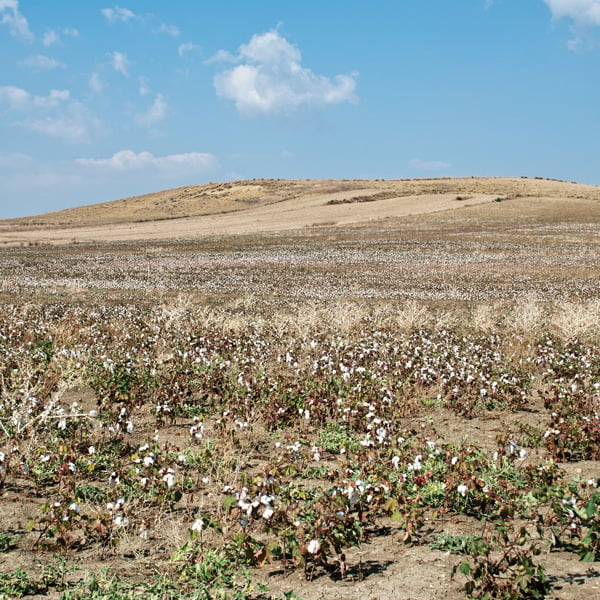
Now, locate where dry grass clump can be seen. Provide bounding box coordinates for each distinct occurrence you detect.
[551,299,600,341]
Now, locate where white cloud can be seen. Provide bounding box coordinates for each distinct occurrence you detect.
[89,73,104,94]
[42,29,59,46]
[63,27,79,38]
[544,0,600,25]
[212,29,357,117]
[157,23,180,36]
[0,85,100,142]
[0,84,31,110]
[19,54,64,70]
[134,94,167,127]
[75,150,216,172]
[138,76,152,96]
[205,49,236,64]
[111,51,130,76]
[101,6,136,23]
[23,109,91,142]
[409,158,451,170]
[33,89,70,108]
[178,42,198,57]
[0,0,33,42]
[0,151,31,169]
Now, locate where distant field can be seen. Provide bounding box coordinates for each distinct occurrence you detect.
[0,178,599,600]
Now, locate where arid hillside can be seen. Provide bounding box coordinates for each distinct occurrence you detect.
[1,177,599,246]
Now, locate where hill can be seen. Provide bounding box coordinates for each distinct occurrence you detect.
[1,177,599,246]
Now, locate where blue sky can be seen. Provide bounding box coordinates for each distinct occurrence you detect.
[0,1,599,218]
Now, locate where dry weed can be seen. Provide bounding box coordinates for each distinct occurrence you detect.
[551,300,600,341]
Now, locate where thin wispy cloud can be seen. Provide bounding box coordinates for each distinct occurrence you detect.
[0,0,34,42]
[134,93,167,127]
[212,29,357,117]
[156,23,180,36]
[88,73,104,94]
[111,51,130,76]
[18,54,64,71]
[0,85,100,142]
[41,27,79,46]
[178,42,198,57]
[101,6,137,23]
[138,76,152,97]
[409,158,451,170]
[42,29,59,46]
[76,149,216,171]
[0,151,31,168]
[102,5,179,38]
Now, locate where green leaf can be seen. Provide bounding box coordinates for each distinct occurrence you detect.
[459,561,471,576]
[585,499,598,518]
[581,551,596,562]
[222,494,237,512]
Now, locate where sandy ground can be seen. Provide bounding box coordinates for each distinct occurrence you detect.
[0,191,495,245]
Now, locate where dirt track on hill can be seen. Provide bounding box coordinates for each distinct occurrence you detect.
[0,191,494,245]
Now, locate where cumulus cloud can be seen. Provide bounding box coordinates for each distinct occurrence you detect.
[0,85,100,142]
[19,54,64,70]
[0,84,31,110]
[409,158,451,170]
[544,0,600,25]
[111,51,130,76]
[0,0,34,42]
[134,94,167,127]
[75,150,217,172]
[212,29,357,117]
[101,6,136,23]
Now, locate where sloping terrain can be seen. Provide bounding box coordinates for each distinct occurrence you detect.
[1,177,599,246]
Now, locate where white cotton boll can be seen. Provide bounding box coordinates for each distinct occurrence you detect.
[307,539,321,554]
[262,507,274,520]
[114,515,128,527]
[191,517,204,532]
[457,484,468,497]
